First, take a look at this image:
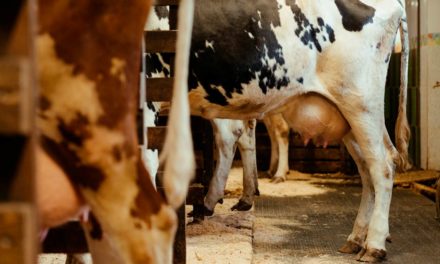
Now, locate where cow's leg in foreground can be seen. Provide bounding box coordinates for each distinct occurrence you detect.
[334,7,409,261]
[339,133,375,256]
[36,0,195,262]
[340,130,399,262]
[204,119,258,215]
[331,78,392,262]
[330,68,404,262]
[338,122,395,261]
[263,114,290,183]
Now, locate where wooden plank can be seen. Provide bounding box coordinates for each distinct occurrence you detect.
[256,148,342,161]
[289,148,341,161]
[0,204,35,264]
[155,0,180,6]
[257,156,343,172]
[144,31,177,53]
[289,161,343,173]
[146,77,173,102]
[411,182,436,195]
[256,134,340,148]
[0,58,33,135]
[394,170,439,184]
[146,126,167,149]
[436,178,439,220]
[173,205,186,264]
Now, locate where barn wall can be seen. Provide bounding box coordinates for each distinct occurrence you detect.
[419,0,440,169]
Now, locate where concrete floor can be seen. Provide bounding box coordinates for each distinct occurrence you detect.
[253,179,440,263]
[39,169,440,264]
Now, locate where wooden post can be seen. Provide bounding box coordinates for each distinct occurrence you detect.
[436,178,440,221]
[0,1,38,264]
[173,205,186,264]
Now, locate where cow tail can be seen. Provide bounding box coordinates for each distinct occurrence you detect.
[395,11,412,172]
[160,0,195,209]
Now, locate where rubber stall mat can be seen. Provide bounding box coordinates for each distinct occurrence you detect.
[253,185,440,264]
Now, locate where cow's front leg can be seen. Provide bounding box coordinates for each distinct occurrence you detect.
[344,115,395,262]
[263,114,290,183]
[339,132,374,255]
[204,119,240,215]
[232,120,258,211]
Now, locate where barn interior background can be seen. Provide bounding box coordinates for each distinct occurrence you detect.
[1,0,439,264]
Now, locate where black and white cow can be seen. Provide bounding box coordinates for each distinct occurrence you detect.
[144,7,259,214]
[184,0,410,262]
[263,92,351,183]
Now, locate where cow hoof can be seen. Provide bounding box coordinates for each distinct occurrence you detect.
[356,248,386,263]
[260,171,272,179]
[386,235,392,243]
[255,188,260,196]
[187,206,214,217]
[231,200,253,211]
[187,210,194,217]
[188,218,203,225]
[270,176,285,183]
[203,206,215,216]
[338,240,362,254]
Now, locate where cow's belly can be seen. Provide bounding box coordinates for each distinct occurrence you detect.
[188,81,307,120]
[187,0,325,120]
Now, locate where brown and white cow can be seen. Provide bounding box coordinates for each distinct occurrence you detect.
[184,0,410,262]
[31,0,195,263]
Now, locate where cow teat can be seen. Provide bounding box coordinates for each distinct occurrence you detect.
[282,93,350,146]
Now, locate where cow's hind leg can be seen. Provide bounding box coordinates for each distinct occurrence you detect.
[341,113,394,262]
[204,119,240,215]
[232,119,258,211]
[339,132,374,254]
[263,114,290,183]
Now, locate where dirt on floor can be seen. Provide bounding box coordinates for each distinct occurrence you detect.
[39,167,347,264]
[186,167,254,264]
[38,168,438,264]
[186,167,346,264]
[38,254,67,264]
